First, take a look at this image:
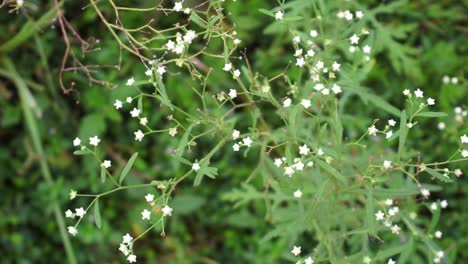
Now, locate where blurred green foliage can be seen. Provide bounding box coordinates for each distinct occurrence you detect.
[0,0,466,263]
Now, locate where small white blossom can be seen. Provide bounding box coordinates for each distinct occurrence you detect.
[102,160,111,169]
[75,207,86,218]
[332,61,341,71]
[301,99,311,109]
[388,259,396,264]
[89,136,101,146]
[291,246,301,256]
[307,49,315,57]
[162,205,173,216]
[434,230,442,239]
[310,30,318,37]
[275,11,284,20]
[123,233,133,244]
[461,134,468,144]
[391,224,401,234]
[127,254,137,263]
[140,117,148,126]
[157,66,166,76]
[114,100,123,109]
[420,188,430,198]
[403,89,410,96]
[383,160,392,169]
[173,2,183,12]
[130,108,140,117]
[283,98,292,108]
[315,61,324,69]
[233,143,240,152]
[427,98,435,105]
[350,34,360,44]
[285,166,294,177]
[296,57,305,67]
[385,199,393,206]
[386,131,393,139]
[363,45,371,54]
[134,130,144,141]
[141,209,151,220]
[355,10,364,19]
[73,137,81,147]
[232,130,240,140]
[332,84,342,94]
[229,89,237,99]
[414,88,424,98]
[299,144,310,155]
[65,209,74,218]
[368,125,378,136]
[274,158,283,167]
[317,148,324,156]
[440,200,448,208]
[233,69,241,78]
[223,63,232,72]
[126,78,135,86]
[68,226,78,236]
[454,169,462,177]
[375,211,385,221]
[126,97,133,103]
[145,194,154,202]
[243,137,253,147]
[294,189,302,198]
[192,162,201,172]
[388,119,396,126]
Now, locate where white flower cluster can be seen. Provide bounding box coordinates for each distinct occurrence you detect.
[165,30,197,55]
[336,10,364,21]
[119,233,137,263]
[231,129,253,151]
[375,200,402,235]
[291,245,314,263]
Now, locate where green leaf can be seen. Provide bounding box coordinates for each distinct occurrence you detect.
[398,110,407,161]
[73,150,92,155]
[416,112,447,118]
[375,242,408,260]
[119,152,138,184]
[137,96,143,112]
[176,124,194,157]
[194,163,218,186]
[170,194,206,215]
[284,16,303,21]
[314,158,346,183]
[258,8,274,17]
[189,13,206,27]
[100,166,106,183]
[425,168,453,183]
[366,184,375,235]
[94,199,102,229]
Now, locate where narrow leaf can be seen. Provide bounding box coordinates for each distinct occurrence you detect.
[416,112,447,118]
[119,152,138,184]
[397,110,407,161]
[100,166,106,183]
[425,168,453,183]
[314,158,346,183]
[94,199,102,229]
[73,149,92,155]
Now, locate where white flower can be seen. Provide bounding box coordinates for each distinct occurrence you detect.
[134,130,144,141]
[299,144,310,155]
[430,202,438,211]
[332,84,342,94]
[355,10,364,19]
[383,160,392,169]
[192,162,201,172]
[223,63,232,72]
[368,125,378,136]
[293,36,301,43]
[183,30,197,43]
[75,207,86,218]
[386,131,393,139]
[387,259,396,264]
[321,88,330,95]
[173,2,183,12]
[427,98,435,105]
[414,88,424,98]
[454,169,462,177]
[233,38,241,45]
[391,224,401,235]
[145,68,152,76]
[317,148,324,156]
[157,66,166,76]
[283,97,292,108]
[388,208,396,216]
[294,161,304,171]
[184,8,191,14]
[307,49,315,57]
[229,89,237,99]
[461,134,468,144]
[169,127,178,137]
[145,194,154,202]
[73,137,81,147]
[332,61,341,71]
[65,209,74,218]
[126,78,135,86]
[403,89,410,96]
[274,158,283,167]
[294,49,303,57]
[119,243,129,255]
[363,45,371,54]
[140,117,148,126]
[127,254,137,263]
[233,143,240,152]
[300,99,311,109]
[435,230,442,239]
[294,189,302,198]
[296,57,305,67]
[350,34,359,44]
[305,257,314,264]
[114,100,123,109]
[440,200,448,208]
[385,199,393,206]
[162,205,173,216]
[68,226,78,236]
[141,209,151,220]
[130,108,140,117]
[102,160,111,169]
[420,188,430,198]
[291,246,301,256]
[233,69,241,78]
[310,30,318,37]
[89,136,100,146]
[232,130,240,140]
[315,61,324,69]
[363,256,372,264]
[388,119,396,126]
[462,149,468,158]
[243,137,253,147]
[126,97,133,103]
[375,211,384,220]
[275,11,284,20]
[123,233,133,244]
[284,166,294,177]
